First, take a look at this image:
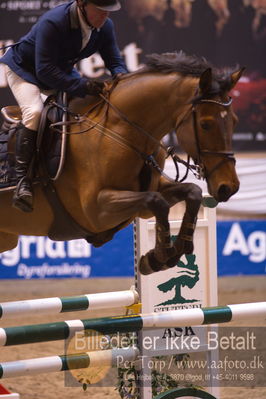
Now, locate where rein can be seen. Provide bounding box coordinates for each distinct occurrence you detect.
[49,88,182,184]
[98,92,182,183]
[48,83,235,185]
[97,92,204,183]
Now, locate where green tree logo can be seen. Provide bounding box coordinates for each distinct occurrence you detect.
[156,254,200,306]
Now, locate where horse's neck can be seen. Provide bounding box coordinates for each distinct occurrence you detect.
[69,96,102,116]
[113,73,198,141]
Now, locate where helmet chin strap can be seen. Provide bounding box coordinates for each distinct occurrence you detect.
[77,1,95,29]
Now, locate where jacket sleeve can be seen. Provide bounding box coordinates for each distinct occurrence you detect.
[98,19,128,75]
[35,19,88,97]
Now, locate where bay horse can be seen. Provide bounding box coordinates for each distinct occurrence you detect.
[0,52,243,275]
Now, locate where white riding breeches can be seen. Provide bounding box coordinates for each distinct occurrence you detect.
[5,66,55,131]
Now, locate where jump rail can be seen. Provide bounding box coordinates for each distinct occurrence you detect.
[0,347,139,379]
[1,302,265,347]
[0,289,139,319]
[155,387,217,399]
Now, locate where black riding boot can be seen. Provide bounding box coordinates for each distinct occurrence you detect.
[13,125,37,213]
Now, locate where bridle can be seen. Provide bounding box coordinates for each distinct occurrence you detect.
[174,95,236,182]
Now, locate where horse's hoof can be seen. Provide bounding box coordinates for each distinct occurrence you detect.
[139,255,155,275]
[139,252,170,275]
[166,255,181,268]
[164,237,194,268]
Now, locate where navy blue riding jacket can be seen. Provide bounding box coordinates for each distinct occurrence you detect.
[0,1,127,97]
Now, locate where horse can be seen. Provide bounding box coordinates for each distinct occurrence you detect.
[0,52,243,275]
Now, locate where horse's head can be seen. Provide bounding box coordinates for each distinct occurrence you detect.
[87,52,243,203]
[175,65,244,202]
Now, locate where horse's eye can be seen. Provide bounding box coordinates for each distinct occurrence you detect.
[200,120,212,130]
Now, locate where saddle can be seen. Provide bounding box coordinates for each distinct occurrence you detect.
[0,94,66,190]
[0,94,99,243]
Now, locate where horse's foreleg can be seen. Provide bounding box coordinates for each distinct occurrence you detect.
[157,180,202,269]
[139,180,202,275]
[0,232,19,253]
[97,188,176,270]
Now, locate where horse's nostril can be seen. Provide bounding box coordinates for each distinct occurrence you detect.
[218,184,232,202]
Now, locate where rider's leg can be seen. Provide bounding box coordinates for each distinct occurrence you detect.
[5,66,43,212]
[13,125,37,212]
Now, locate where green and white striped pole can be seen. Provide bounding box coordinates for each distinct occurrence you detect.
[0,302,265,347]
[0,289,139,319]
[0,347,139,379]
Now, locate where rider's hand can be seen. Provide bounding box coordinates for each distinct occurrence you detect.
[86,78,105,96]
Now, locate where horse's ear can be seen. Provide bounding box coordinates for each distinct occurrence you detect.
[199,68,213,95]
[230,67,245,89]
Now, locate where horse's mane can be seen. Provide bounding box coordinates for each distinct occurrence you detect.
[129,51,238,91]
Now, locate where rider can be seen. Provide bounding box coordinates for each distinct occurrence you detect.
[0,0,127,213]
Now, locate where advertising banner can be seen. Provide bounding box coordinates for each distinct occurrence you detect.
[0,0,266,150]
[0,221,265,279]
[0,225,134,279]
[217,220,266,276]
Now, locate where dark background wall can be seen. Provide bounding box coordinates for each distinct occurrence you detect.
[0,0,266,150]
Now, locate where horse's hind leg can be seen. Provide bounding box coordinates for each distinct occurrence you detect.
[0,232,19,253]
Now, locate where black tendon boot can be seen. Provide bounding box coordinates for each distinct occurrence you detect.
[13,125,37,212]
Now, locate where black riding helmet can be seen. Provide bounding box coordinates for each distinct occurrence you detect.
[78,0,121,11]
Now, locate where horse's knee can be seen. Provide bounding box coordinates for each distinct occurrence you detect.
[187,184,202,202]
[146,192,169,217]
